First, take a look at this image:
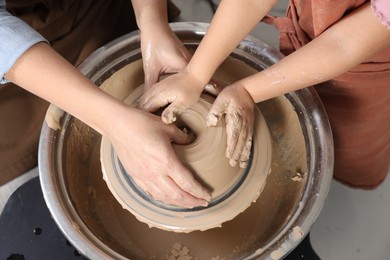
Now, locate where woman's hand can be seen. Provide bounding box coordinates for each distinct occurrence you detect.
[4,42,210,209]
[108,108,211,208]
[137,70,205,124]
[206,84,255,168]
[140,24,191,91]
[131,0,191,90]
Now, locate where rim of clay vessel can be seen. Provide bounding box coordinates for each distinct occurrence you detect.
[100,86,272,232]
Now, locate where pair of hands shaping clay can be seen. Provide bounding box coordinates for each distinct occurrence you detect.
[100,76,272,232]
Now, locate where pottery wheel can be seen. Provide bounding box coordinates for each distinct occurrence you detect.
[100,86,272,233]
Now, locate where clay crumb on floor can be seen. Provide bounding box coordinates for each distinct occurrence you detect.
[291,172,303,182]
[167,242,192,260]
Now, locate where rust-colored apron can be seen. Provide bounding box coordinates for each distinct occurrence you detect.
[272,0,390,188]
[0,0,179,185]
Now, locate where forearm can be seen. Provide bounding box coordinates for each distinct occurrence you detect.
[187,0,277,88]
[4,43,129,136]
[242,3,390,103]
[131,0,170,32]
[4,43,210,208]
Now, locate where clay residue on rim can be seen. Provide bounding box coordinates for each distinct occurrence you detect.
[45,104,65,130]
[63,57,307,259]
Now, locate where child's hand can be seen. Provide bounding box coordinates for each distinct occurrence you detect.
[137,70,204,124]
[206,84,255,168]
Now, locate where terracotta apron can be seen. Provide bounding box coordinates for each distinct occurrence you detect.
[272,0,390,188]
[0,0,179,185]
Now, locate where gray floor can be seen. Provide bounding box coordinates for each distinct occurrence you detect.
[1,1,389,259]
[0,167,38,213]
[311,175,390,260]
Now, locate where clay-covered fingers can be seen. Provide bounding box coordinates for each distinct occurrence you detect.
[137,73,204,124]
[163,124,211,204]
[238,134,253,168]
[225,110,254,168]
[137,88,175,113]
[206,95,228,127]
[137,91,191,124]
[142,51,190,92]
[120,141,209,208]
[129,125,210,208]
[132,169,210,208]
[140,27,190,91]
[168,163,211,206]
[109,109,210,208]
[161,100,190,124]
[168,121,196,145]
[206,85,255,168]
[163,125,211,206]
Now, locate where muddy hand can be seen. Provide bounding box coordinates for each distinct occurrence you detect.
[141,26,191,91]
[137,71,204,124]
[206,85,255,168]
[109,109,211,208]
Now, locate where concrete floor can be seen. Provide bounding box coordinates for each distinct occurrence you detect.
[1,1,389,259]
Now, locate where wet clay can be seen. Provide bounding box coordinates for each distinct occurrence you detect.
[100,83,272,232]
[63,58,307,259]
[45,105,65,130]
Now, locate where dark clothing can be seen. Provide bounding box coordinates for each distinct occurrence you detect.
[0,0,179,185]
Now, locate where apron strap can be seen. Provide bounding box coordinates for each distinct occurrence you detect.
[262,0,311,55]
